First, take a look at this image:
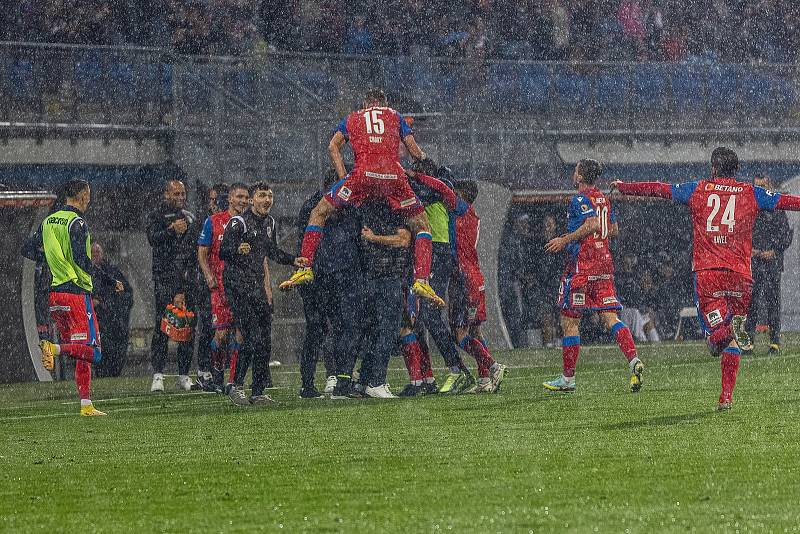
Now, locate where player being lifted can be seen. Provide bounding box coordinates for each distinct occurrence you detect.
[279,89,444,306]
[543,159,645,393]
[612,147,800,410]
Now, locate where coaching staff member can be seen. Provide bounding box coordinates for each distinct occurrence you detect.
[147,179,200,393]
[221,181,304,405]
[744,174,794,354]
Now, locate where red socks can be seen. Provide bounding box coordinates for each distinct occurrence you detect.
[611,322,638,362]
[562,336,580,377]
[709,325,734,354]
[228,341,240,382]
[413,232,433,280]
[75,360,91,399]
[300,226,323,263]
[460,337,495,378]
[720,347,741,404]
[401,334,423,382]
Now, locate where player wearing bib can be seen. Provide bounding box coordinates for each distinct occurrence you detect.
[25,179,106,416]
[280,89,445,308]
[197,182,249,392]
[542,159,644,394]
[613,147,800,410]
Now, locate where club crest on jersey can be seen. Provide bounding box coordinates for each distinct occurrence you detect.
[706,309,723,327]
[572,293,586,306]
[337,186,352,201]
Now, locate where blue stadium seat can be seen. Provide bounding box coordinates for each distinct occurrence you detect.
[162,63,173,101]
[769,77,796,114]
[232,69,258,102]
[519,64,550,112]
[739,73,772,112]
[555,70,590,110]
[595,71,627,112]
[74,52,102,100]
[8,59,35,100]
[707,65,739,112]
[487,63,519,110]
[671,65,705,113]
[109,62,136,102]
[298,67,338,100]
[632,64,667,110]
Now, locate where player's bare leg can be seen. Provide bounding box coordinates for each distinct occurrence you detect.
[280,197,337,290]
[599,311,644,392]
[406,212,445,307]
[543,314,580,392]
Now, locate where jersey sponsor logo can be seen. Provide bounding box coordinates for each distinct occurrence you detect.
[400,197,418,208]
[337,186,352,200]
[46,216,70,225]
[712,290,744,298]
[572,292,586,306]
[706,309,723,327]
[602,296,618,304]
[705,183,743,193]
[70,333,88,341]
[365,171,398,180]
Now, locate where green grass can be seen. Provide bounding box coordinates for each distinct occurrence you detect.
[3,339,800,532]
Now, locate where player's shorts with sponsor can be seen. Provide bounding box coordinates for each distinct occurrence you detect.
[558,273,622,317]
[693,269,752,335]
[210,287,234,329]
[448,272,486,327]
[326,165,424,218]
[48,291,102,361]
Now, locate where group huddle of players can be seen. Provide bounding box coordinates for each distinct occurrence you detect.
[32,87,800,415]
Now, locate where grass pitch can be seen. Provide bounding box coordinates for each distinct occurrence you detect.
[3,339,800,532]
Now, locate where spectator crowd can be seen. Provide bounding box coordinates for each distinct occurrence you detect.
[2,0,800,63]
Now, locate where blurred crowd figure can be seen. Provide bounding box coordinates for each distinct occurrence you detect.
[3,0,800,62]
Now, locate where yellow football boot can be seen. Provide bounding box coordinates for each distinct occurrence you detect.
[39,340,57,371]
[279,267,314,290]
[411,280,445,307]
[80,403,107,417]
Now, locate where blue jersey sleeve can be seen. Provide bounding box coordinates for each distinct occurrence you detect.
[754,186,781,211]
[397,112,413,139]
[670,181,698,204]
[570,195,595,221]
[609,206,617,224]
[454,199,469,216]
[335,117,349,139]
[197,217,213,246]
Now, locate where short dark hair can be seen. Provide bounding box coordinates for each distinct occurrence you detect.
[163,179,184,193]
[455,180,479,204]
[364,88,387,106]
[229,182,249,194]
[577,159,603,185]
[323,169,339,190]
[211,182,229,196]
[249,181,271,196]
[711,147,739,177]
[62,178,89,199]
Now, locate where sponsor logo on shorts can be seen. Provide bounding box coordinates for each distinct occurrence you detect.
[71,333,88,341]
[712,291,743,298]
[587,274,611,281]
[48,305,71,312]
[468,307,477,319]
[337,186,352,200]
[400,197,418,208]
[603,296,618,304]
[706,309,723,327]
[572,293,586,306]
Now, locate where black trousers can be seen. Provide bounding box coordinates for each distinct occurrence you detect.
[747,265,782,344]
[194,286,213,374]
[361,277,404,386]
[229,289,273,396]
[298,282,337,389]
[95,309,131,378]
[414,245,462,368]
[150,279,193,375]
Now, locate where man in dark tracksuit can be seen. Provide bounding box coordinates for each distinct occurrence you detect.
[91,242,133,378]
[295,179,361,398]
[351,203,412,399]
[221,182,301,405]
[745,174,794,353]
[146,179,200,393]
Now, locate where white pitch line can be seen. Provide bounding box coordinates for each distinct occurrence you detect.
[1,398,226,422]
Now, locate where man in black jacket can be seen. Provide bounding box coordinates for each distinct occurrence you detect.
[744,174,794,354]
[220,181,303,405]
[146,179,200,393]
[91,242,133,378]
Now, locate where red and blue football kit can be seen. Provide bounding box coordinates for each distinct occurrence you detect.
[198,211,233,329]
[558,187,621,317]
[452,204,486,325]
[326,106,424,218]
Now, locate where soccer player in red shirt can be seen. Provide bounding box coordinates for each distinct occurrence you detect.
[543,159,645,393]
[450,180,508,393]
[279,89,445,306]
[612,146,800,410]
[197,183,250,392]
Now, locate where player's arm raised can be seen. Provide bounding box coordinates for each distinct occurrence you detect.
[328,131,348,180]
[611,180,673,198]
[403,135,427,162]
[545,217,600,253]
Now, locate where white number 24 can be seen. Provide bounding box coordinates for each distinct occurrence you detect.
[363,109,385,134]
[706,194,736,233]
